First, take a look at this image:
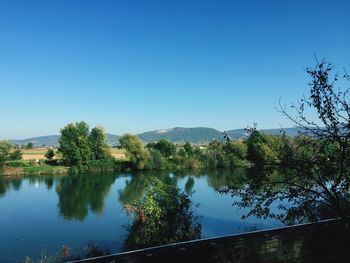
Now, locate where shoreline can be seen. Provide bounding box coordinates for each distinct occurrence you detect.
[1,165,70,177]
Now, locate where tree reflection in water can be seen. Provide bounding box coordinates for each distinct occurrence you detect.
[56,172,117,220]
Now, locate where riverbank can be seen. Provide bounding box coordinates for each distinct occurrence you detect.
[1,165,69,176]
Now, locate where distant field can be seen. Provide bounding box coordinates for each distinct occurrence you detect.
[20,148,126,160]
[109,148,127,159]
[21,148,47,160]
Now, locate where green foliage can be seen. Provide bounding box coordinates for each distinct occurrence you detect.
[45,149,55,161]
[26,142,34,149]
[23,165,68,175]
[223,60,350,224]
[58,122,113,170]
[89,127,110,160]
[205,140,250,168]
[84,157,122,172]
[184,141,194,156]
[59,121,92,167]
[9,149,22,161]
[0,141,13,168]
[123,177,201,250]
[6,160,30,167]
[144,149,169,170]
[151,139,176,158]
[119,134,148,169]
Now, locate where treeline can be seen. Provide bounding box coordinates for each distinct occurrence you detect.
[58,121,121,173]
[119,129,332,172]
[1,120,304,174]
[119,133,255,171]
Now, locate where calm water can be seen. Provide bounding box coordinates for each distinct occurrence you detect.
[0,169,281,262]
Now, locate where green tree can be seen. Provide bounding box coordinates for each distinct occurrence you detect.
[144,149,168,170]
[152,139,176,158]
[183,141,194,156]
[246,130,280,167]
[0,141,12,168]
[223,60,350,223]
[89,126,110,160]
[58,121,92,167]
[119,134,148,169]
[45,148,55,161]
[26,142,34,149]
[9,149,22,161]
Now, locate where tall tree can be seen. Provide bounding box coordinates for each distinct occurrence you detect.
[89,126,110,160]
[58,121,92,167]
[0,141,12,168]
[223,60,350,223]
[152,139,176,158]
[26,142,34,149]
[119,134,148,169]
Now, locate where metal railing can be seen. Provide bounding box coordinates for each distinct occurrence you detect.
[69,217,350,263]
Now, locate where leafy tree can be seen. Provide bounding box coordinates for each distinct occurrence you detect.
[246,129,281,167]
[26,142,34,149]
[152,139,176,158]
[88,126,110,160]
[119,134,148,169]
[145,142,157,149]
[144,149,168,170]
[45,148,55,161]
[222,59,350,223]
[9,149,22,161]
[183,141,194,156]
[206,140,228,167]
[205,140,249,168]
[0,141,12,168]
[58,121,92,167]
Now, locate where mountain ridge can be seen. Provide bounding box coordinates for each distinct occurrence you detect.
[8,127,300,147]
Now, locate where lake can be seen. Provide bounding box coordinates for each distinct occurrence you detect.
[0,169,281,262]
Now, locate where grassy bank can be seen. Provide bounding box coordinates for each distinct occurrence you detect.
[1,160,69,176]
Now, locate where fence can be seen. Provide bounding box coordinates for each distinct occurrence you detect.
[69,217,349,263]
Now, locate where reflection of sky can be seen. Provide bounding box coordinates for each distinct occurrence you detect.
[0,177,130,262]
[0,172,283,262]
[176,176,282,238]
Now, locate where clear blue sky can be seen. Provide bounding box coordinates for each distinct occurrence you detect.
[0,0,349,139]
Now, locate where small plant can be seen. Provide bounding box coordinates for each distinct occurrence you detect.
[45,149,55,161]
[123,177,201,250]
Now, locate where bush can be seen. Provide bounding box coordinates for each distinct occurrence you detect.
[123,177,201,250]
[45,149,55,161]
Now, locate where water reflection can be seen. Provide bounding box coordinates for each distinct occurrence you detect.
[0,177,10,197]
[0,175,59,197]
[56,172,117,220]
[118,170,177,206]
[1,168,285,262]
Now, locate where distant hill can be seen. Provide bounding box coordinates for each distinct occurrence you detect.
[227,127,300,140]
[138,127,224,144]
[10,135,60,147]
[8,127,300,147]
[10,134,120,147]
[105,134,121,146]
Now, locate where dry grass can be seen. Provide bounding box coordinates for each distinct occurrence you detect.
[21,148,47,160]
[20,148,127,160]
[110,148,127,160]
